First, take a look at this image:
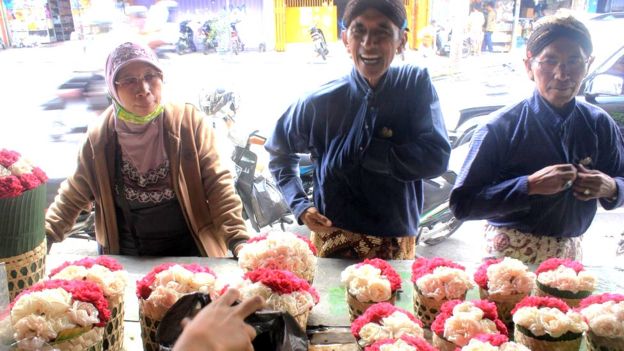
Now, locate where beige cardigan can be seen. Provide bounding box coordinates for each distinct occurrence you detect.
[45,103,249,256]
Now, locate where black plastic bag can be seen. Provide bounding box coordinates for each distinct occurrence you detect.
[156,292,308,351]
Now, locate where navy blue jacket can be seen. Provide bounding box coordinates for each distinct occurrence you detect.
[450,90,624,237]
[265,65,451,237]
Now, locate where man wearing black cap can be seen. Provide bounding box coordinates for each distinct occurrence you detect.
[450,15,624,264]
[265,0,451,259]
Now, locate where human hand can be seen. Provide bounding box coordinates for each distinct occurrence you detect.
[233,243,245,258]
[527,164,578,195]
[572,164,618,201]
[301,207,334,233]
[173,289,264,351]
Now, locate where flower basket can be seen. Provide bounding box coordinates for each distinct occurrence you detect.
[0,185,46,258]
[364,335,437,351]
[139,299,160,351]
[2,238,46,301]
[458,333,531,351]
[238,231,318,283]
[534,258,595,308]
[238,268,319,332]
[411,257,472,328]
[9,279,110,351]
[513,325,583,351]
[432,333,458,351]
[479,288,525,329]
[578,293,624,351]
[347,290,397,322]
[351,302,424,349]
[49,256,128,351]
[585,330,624,351]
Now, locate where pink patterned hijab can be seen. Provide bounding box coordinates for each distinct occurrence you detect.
[105,42,167,175]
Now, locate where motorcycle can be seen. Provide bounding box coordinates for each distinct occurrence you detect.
[309,25,329,60]
[176,20,197,55]
[200,20,218,54]
[229,22,244,55]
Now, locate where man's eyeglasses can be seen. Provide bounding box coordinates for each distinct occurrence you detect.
[532,57,590,73]
[115,72,163,88]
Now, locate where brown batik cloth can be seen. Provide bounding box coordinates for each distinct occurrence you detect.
[310,229,416,260]
[484,224,583,265]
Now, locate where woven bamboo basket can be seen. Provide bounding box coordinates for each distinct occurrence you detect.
[534,281,592,308]
[413,284,466,328]
[3,239,46,301]
[479,288,526,329]
[53,326,104,351]
[103,294,125,351]
[585,330,624,351]
[346,291,397,322]
[292,309,311,332]
[514,325,583,351]
[139,300,161,351]
[431,333,459,351]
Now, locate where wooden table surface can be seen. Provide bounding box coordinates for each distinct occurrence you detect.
[40,255,624,350]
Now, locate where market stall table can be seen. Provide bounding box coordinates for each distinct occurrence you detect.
[41,255,624,351]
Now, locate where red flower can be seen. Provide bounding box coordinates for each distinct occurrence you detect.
[364,335,437,351]
[11,279,110,326]
[136,263,215,299]
[0,149,20,167]
[49,256,124,278]
[431,300,508,337]
[511,296,570,315]
[473,333,509,346]
[0,175,23,199]
[473,258,503,290]
[536,258,584,275]
[248,232,318,255]
[32,167,48,183]
[411,257,466,283]
[577,293,624,310]
[19,173,42,191]
[244,269,320,303]
[357,258,402,291]
[351,302,423,338]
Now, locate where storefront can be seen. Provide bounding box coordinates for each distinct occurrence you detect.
[0,0,76,46]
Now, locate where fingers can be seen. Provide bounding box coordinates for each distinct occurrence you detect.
[217,288,241,306]
[234,295,264,319]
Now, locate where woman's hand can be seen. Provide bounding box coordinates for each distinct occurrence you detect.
[301,207,334,233]
[527,164,578,195]
[173,289,264,351]
[572,164,618,201]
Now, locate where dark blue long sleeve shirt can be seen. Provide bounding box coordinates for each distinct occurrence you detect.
[265,66,451,237]
[450,90,624,237]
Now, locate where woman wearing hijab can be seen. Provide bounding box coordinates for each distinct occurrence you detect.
[450,15,624,264]
[45,42,249,257]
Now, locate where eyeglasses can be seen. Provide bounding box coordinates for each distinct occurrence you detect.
[348,24,396,43]
[115,72,163,88]
[532,57,589,73]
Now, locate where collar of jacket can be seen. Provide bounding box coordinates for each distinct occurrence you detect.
[529,89,578,128]
[349,66,392,100]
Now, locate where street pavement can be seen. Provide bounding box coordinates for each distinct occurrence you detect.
[3,41,621,268]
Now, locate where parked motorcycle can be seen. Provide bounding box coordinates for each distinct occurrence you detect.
[176,20,197,55]
[309,25,329,60]
[200,19,218,54]
[229,22,244,55]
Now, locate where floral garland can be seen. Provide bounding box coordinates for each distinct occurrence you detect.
[411,257,465,282]
[0,149,48,199]
[473,257,535,295]
[364,335,437,351]
[351,302,424,346]
[356,259,402,291]
[244,268,319,302]
[239,231,318,282]
[136,262,216,299]
[341,259,401,303]
[535,258,584,274]
[511,296,587,338]
[11,279,111,327]
[49,256,124,277]
[49,256,127,299]
[534,258,595,293]
[577,293,624,338]
[431,299,508,346]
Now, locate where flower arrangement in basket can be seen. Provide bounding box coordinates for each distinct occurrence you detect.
[351,302,425,349]
[430,299,508,351]
[534,258,596,307]
[411,257,473,328]
[49,256,127,351]
[458,333,530,351]
[511,296,587,351]
[237,231,317,282]
[136,263,218,351]
[9,279,110,351]
[577,293,624,351]
[474,257,535,328]
[364,334,438,351]
[237,268,319,331]
[0,149,48,300]
[341,259,402,321]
